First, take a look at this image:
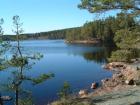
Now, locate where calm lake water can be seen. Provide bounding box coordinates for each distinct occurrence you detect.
[0,40,112,105]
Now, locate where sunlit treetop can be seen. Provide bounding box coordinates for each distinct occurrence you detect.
[78,0,140,13]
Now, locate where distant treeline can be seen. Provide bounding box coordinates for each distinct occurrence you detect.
[3,27,78,41]
[3,13,138,46]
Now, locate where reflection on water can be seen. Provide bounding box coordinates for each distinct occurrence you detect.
[83,47,113,63]
[0,40,113,105]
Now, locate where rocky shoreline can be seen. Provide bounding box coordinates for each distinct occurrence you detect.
[77,60,140,98]
[92,61,140,96]
[51,59,140,105]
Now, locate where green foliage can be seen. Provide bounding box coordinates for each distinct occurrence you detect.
[0,18,11,71]
[31,73,54,85]
[109,50,135,62]
[12,15,23,35]
[18,98,33,105]
[81,22,94,39]
[3,28,75,41]
[2,13,138,48]
[114,29,140,49]
[65,13,136,46]
[0,18,4,38]
[78,0,140,62]
[115,13,136,30]
[9,56,28,67]
[58,82,71,99]
[109,28,140,62]
[78,0,140,14]
[0,15,55,105]
[0,65,6,70]
[66,28,81,41]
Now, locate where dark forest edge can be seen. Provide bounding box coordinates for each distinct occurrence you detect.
[2,12,139,47]
[2,12,140,63]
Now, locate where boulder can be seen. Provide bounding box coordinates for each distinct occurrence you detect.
[91,82,98,89]
[136,66,140,70]
[102,64,113,70]
[125,79,135,85]
[112,62,125,68]
[131,59,136,62]
[101,78,109,86]
[79,89,88,98]
[102,62,126,70]
[112,73,123,79]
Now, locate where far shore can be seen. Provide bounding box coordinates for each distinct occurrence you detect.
[65,39,101,44]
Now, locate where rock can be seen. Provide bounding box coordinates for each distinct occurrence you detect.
[112,73,123,80]
[79,89,88,98]
[131,58,138,62]
[125,79,134,85]
[123,66,126,69]
[125,80,129,84]
[103,62,126,71]
[101,78,109,86]
[91,82,98,89]
[112,62,124,68]
[136,67,140,70]
[102,64,113,70]
[126,66,132,70]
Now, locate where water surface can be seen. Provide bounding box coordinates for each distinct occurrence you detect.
[0,40,112,105]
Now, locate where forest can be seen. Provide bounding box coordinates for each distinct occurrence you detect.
[0,0,140,105]
[4,13,139,47]
[2,11,140,62]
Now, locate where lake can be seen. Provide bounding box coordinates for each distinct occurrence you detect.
[0,40,112,105]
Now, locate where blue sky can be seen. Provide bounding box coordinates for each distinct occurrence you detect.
[0,0,117,34]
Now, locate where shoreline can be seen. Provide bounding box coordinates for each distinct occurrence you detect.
[65,39,101,44]
[51,59,140,105]
[92,60,140,96]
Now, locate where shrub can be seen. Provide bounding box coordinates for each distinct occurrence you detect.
[109,50,134,62]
